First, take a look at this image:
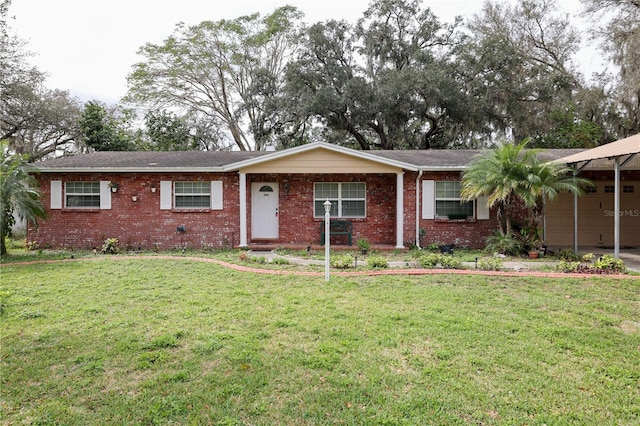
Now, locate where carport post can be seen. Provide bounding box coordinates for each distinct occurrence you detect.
[573,170,578,253]
[614,157,620,259]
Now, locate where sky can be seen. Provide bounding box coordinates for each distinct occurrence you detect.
[9,0,596,104]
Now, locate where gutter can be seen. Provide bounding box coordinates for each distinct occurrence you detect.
[35,167,228,173]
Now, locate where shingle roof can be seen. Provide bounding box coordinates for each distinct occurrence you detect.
[35,150,267,170]
[369,148,585,168]
[34,146,586,172]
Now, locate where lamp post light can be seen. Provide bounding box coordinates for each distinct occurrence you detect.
[323,199,332,282]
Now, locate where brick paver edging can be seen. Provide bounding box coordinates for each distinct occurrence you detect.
[3,255,638,279]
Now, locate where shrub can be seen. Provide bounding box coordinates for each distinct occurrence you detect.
[271,257,291,265]
[485,230,522,256]
[594,255,626,274]
[426,242,440,252]
[557,248,580,261]
[477,257,503,271]
[555,260,581,273]
[555,255,627,275]
[367,256,388,269]
[419,253,463,269]
[330,254,354,269]
[101,238,119,254]
[356,238,370,252]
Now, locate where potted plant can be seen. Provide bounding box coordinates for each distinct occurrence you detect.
[109,182,119,193]
[520,223,542,258]
[357,237,370,255]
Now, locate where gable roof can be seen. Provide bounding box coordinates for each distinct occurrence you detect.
[34,142,586,173]
[229,142,418,171]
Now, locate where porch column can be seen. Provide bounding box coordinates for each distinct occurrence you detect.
[239,172,247,247]
[396,172,404,249]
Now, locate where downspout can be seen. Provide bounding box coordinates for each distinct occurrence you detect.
[416,170,423,249]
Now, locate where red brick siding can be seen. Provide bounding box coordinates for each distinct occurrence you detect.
[31,173,240,250]
[416,172,501,249]
[31,170,511,250]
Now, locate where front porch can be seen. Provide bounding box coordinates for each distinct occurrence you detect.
[234,143,413,249]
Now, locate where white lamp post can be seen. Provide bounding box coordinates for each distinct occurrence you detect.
[323,199,332,282]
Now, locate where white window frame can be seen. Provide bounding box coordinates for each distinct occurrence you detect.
[313,182,366,218]
[64,181,103,209]
[160,180,223,210]
[434,181,474,219]
[174,181,211,209]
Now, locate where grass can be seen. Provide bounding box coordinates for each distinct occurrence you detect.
[1,257,639,425]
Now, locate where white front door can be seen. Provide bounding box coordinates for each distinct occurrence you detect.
[251,183,279,239]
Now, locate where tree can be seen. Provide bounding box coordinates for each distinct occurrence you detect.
[1,0,11,37]
[126,6,304,151]
[144,110,194,151]
[283,0,470,150]
[1,24,82,160]
[582,0,640,137]
[0,141,46,255]
[460,140,589,236]
[461,0,594,145]
[532,103,604,149]
[143,110,227,151]
[354,0,472,149]
[79,101,134,151]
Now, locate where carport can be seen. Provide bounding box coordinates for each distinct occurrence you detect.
[553,133,640,258]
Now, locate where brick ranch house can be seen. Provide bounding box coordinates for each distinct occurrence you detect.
[28,141,640,251]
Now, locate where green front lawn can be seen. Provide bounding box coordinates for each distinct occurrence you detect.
[2,258,639,424]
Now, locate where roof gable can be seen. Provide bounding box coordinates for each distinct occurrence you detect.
[240,147,402,173]
[230,142,417,172]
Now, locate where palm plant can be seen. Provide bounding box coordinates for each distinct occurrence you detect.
[1,142,46,255]
[461,139,590,236]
